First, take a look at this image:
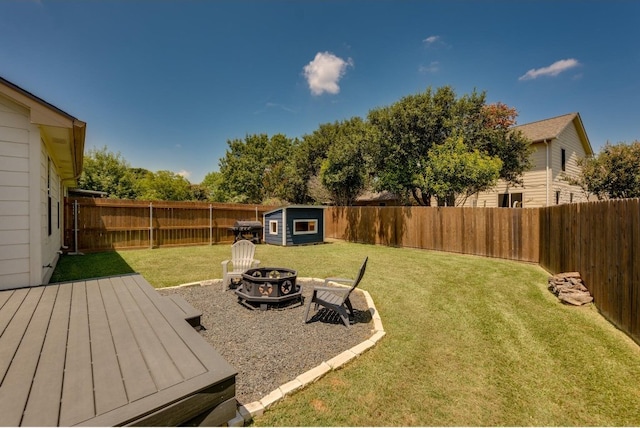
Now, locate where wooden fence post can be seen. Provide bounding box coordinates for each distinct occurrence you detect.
[149,202,153,249]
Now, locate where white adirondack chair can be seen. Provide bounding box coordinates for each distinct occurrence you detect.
[221,240,260,291]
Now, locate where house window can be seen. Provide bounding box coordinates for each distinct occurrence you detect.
[293,219,317,235]
[555,191,561,205]
[570,193,574,203]
[498,193,523,208]
[561,148,566,172]
[269,220,278,235]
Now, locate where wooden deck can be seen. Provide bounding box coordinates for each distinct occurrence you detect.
[0,274,237,426]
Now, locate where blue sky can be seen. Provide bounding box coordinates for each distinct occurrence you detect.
[1,1,638,184]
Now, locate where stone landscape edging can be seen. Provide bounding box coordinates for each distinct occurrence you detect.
[167,277,385,427]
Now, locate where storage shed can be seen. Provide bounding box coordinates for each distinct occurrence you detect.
[263,205,326,246]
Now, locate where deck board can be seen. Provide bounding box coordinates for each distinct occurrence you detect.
[86,279,129,416]
[97,277,157,402]
[110,276,185,390]
[60,282,95,427]
[0,273,237,427]
[22,283,72,426]
[122,275,206,380]
[0,286,51,426]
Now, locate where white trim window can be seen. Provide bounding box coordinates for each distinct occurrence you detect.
[269,220,278,235]
[293,219,317,235]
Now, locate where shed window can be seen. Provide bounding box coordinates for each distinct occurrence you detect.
[269,220,278,235]
[561,148,566,171]
[293,219,317,235]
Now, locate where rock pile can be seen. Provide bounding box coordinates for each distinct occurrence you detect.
[548,272,593,306]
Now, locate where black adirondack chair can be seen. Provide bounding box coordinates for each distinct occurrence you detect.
[303,257,368,328]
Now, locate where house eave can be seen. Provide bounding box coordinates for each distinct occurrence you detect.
[0,77,86,183]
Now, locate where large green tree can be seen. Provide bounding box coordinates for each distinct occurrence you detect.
[285,122,346,204]
[78,146,137,199]
[569,141,640,200]
[319,117,369,205]
[135,170,193,201]
[200,171,228,202]
[417,136,503,206]
[218,134,295,204]
[367,86,532,206]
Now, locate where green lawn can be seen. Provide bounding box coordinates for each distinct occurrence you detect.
[51,241,640,426]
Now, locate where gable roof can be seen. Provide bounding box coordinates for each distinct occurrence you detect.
[0,76,86,182]
[513,112,594,156]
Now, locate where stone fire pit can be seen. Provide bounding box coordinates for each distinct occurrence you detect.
[235,267,302,310]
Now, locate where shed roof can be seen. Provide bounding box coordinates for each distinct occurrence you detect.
[263,205,326,216]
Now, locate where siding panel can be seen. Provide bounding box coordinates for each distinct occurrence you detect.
[0,187,29,201]
[0,156,28,173]
[0,230,29,245]
[0,216,28,230]
[0,244,29,260]
[0,138,29,156]
[0,171,28,187]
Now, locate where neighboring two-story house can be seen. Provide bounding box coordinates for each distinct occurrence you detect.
[0,77,86,289]
[464,112,594,208]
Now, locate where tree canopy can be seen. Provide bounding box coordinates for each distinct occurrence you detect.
[367,86,532,205]
[568,141,640,200]
[218,134,296,204]
[78,86,535,206]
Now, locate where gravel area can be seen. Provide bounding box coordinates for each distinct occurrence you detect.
[158,279,374,404]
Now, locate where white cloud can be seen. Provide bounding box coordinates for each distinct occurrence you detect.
[518,58,580,81]
[423,35,440,45]
[303,52,353,96]
[419,61,440,74]
[177,170,191,179]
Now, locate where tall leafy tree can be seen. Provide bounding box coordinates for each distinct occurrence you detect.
[78,146,137,199]
[136,170,193,201]
[201,171,228,202]
[285,121,346,204]
[417,136,503,206]
[568,141,640,200]
[367,86,474,205]
[465,102,533,186]
[218,134,295,204]
[319,117,368,205]
[368,86,532,205]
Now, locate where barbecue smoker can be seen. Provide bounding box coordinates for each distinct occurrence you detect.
[229,220,263,244]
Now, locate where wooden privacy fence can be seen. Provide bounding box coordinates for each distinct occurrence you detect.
[325,206,540,263]
[539,198,640,343]
[64,197,640,345]
[326,201,640,346]
[63,198,274,252]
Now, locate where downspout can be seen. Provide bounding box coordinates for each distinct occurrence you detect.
[544,139,550,206]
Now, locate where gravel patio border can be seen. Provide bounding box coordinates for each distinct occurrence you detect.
[158,277,385,426]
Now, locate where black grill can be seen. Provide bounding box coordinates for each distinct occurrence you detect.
[229,220,263,243]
